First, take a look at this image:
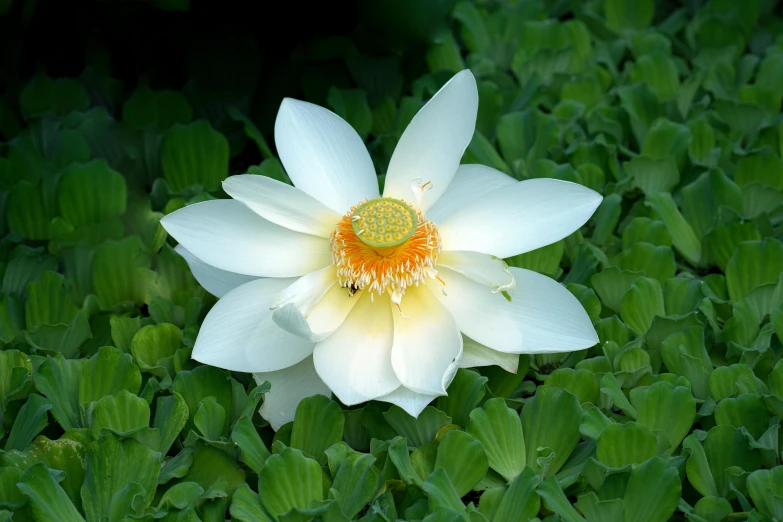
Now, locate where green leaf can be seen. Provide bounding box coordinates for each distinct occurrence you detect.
[19,75,90,118]
[596,422,657,468]
[506,241,564,279]
[17,462,85,522]
[423,468,464,512]
[437,369,487,428]
[4,393,51,451]
[686,426,762,497]
[434,430,489,496]
[623,456,681,522]
[620,277,665,335]
[92,236,153,308]
[466,398,526,482]
[631,382,695,455]
[162,120,229,193]
[193,396,226,442]
[0,467,26,510]
[258,447,323,519]
[537,475,586,522]
[7,180,57,240]
[327,88,372,140]
[230,484,274,522]
[492,466,540,521]
[614,243,676,283]
[131,322,184,379]
[604,0,653,33]
[176,443,245,498]
[591,268,642,314]
[625,156,679,195]
[231,415,271,474]
[715,394,770,440]
[35,355,87,430]
[521,386,582,477]
[123,86,193,130]
[384,406,451,447]
[331,450,380,519]
[172,365,233,438]
[747,467,783,520]
[152,392,189,455]
[81,434,161,521]
[646,192,701,266]
[88,389,149,440]
[290,395,344,466]
[58,160,127,227]
[660,326,712,400]
[726,239,783,302]
[79,346,142,405]
[545,368,599,405]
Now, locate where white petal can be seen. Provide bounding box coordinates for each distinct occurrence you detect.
[272,267,361,342]
[427,267,598,354]
[313,292,400,405]
[438,178,603,258]
[505,267,598,352]
[174,245,257,298]
[426,267,523,353]
[223,174,342,237]
[255,356,331,431]
[437,250,515,293]
[460,335,520,373]
[193,278,314,372]
[160,199,331,277]
[375,386,438,418]
[427,164,517,223]
[391,286,463,396]
[274,98,379,214]
[383,70,478,211]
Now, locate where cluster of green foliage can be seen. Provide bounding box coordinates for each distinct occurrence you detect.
[2,0,783,520]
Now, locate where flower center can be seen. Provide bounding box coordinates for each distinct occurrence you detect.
[330,197,441,307]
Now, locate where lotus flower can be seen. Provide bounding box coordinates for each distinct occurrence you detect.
[161,70,602,430]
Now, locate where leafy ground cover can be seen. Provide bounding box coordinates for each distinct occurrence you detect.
[1,0,783,520]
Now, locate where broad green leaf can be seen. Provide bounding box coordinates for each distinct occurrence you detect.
[230,483,274,522]
[622,218,672,250]
[680,169,743,240]
[88,389,149,440]
[258,447,323,519]
[596,422,657,468]
[467,398,526,482]
[20,75,89,118]
[193,396,226,441]
[422,468,464,512]
[646,192,701,266]
[614,243,676,283]
[81,434,161,521]
[725,239,783,302]
[434,430,489,496]
[623,456,681,522]
[521,386,581,477]
[162,120,229,193]
[35,355,88,430]
[545,368,599,405]
[331,450,380,519]
[131,322,184,379]
[660,326,712,400]
[625,156,678,195]
[152,392,189,455]
[604,0,653,33]
[492,466,540,521]
[79,346,142,405]
[384,406,451,447]
[57,160,127,227]
[715,394,770,440]
[437,369,487,428]
[592,268,642,314]
[176,443,245,499]
[290,395,344,466]
[172,365,233,438]
[747,467,783,520]
[327,88,372,140]
[92,236,153,308]
[17,463,84,522]
[631,382,695,454]
[620,277,665,335]
[537,475,586,522]
[123,86,193,130]
[4,393,52,451]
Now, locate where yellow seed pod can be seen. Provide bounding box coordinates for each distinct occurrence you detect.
[352,197,418,248]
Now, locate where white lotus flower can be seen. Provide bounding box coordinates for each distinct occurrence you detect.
[161,70,602,430]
